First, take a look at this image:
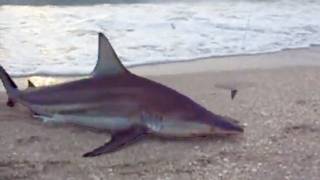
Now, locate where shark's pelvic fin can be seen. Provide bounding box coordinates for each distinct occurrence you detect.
[83,126,146,157]
[27,80,36,88]
[92,33,129,77]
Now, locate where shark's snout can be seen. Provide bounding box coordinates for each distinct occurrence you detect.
[215,122,244,135]
[210,115,244,135]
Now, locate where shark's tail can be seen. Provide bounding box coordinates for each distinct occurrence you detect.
[0,66,20,107]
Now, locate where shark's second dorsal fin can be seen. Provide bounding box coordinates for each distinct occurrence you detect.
[92,33,129,76]
[28,80,36,88]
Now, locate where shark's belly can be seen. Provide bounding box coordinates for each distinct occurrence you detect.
[29,102,138,131]
[42,114,134,130]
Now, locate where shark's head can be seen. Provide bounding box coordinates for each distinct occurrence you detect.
[205,112,244,135]
[149,104,244,137]
[184,100,245,134]
[174,100,244,136]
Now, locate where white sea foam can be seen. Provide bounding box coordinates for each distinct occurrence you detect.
[0,0,320,76]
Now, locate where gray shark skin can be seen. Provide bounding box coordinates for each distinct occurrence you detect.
[0,33,243,157]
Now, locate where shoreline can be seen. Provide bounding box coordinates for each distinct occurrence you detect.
[131,46,320,76]
[8,46,320,78]
[3,46,320,91]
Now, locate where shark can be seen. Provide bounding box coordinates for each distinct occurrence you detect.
[0,33,244,157]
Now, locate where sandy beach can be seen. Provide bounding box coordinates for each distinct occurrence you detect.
[1,47,320,180]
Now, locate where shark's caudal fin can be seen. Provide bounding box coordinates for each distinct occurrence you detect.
[0,66,20,107]
[92,33,129,77]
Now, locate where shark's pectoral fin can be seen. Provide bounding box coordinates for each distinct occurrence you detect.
[83,126,147,157]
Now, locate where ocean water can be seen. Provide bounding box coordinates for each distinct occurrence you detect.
[0,0,320,76]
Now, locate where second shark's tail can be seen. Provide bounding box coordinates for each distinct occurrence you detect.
[0,66,20,107]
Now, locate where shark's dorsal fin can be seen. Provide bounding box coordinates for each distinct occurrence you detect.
[92,33,129,76]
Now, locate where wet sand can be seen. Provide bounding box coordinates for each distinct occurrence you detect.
[1,47,320,180]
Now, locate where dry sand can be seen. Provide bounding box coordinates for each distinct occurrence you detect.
[1,47,320,180]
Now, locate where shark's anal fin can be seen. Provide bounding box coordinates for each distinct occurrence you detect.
[83,126,146,157]
[92,33,129,77]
